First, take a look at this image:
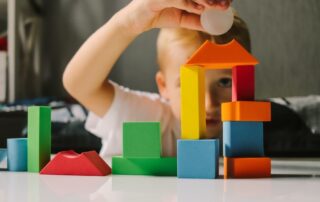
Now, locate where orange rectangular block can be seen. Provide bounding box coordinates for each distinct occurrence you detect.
[221,101,271,121]
[224,157,271,179]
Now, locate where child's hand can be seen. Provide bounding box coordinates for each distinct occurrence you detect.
[118,0,232,35]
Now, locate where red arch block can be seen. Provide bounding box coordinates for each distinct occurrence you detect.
[40,150,111,176]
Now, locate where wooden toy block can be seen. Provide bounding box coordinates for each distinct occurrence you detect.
[0,149,7,163]
[112,156,177,176]
[7,138,27,171]
[40,150,111,176]
[185,40,258,69]
[232,65,255,101]
[180,66,206,139]
[221,101,271,121]
[27,106,51,173]
[224,157,271,178]
[177,139,219,179]
[223,122,264,157]
[123,122,161,158]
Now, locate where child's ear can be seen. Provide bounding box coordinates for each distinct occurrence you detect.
[156,71,169,100]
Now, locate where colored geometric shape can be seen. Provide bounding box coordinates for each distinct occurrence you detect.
[180,66,206,139]
[112,156,177,176]
[177,139,219,179]
[221,101,271,121]
[185,40,258,69]
[27,106,51,172]
[224,157,271,178]
[0,148,7,162]
[7,138,27,171]
[123,122,161,158]
[232,65,255,101]
[40,150,111,176]
[223,121,264,157]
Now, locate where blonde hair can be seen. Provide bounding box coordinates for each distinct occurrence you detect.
[157,13,251,71]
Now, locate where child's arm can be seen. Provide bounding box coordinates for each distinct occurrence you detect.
[63,0,231,117]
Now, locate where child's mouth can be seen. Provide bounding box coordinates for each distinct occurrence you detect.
[206,118,221,126]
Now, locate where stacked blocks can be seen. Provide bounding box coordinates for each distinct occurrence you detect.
[112,122,177,176]
[177,140,219,179]
[27,106,51,173]
[180,66,206,139]
[232,65,254,101]
[222,65,271,178]
[179,40,262,179]
[123,122,161,158]
[224,157,271,178]
[223,122,264,157]
[179,64,219,179]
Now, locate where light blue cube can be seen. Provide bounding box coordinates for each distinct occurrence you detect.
[223,121,264,157]
[177,139,219,179]
[7,138,27,171]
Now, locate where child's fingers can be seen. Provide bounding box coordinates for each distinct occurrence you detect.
[179,11,205,31]
[161,0,204,15]
[193,0,231,9]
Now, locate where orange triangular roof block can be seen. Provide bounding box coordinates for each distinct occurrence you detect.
[185,39,258,69]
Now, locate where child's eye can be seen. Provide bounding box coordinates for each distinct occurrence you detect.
[217,77,232,88]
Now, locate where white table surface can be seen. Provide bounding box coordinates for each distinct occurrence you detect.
[1,158,320,202]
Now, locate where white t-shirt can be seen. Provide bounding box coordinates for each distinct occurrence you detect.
[85,81,180,164]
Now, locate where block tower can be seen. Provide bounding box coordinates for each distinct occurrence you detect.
[112,122,177,176]
[222,66,271,178]
[178,40,270,179]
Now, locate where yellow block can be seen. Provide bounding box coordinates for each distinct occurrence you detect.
[180,66,206,139]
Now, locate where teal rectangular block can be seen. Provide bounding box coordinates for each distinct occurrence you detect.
[177,139,219,179]
[112,156,177,176]
[7,138,27,171]
[27,106,51,172]
[223,121,264,157]
[123,122,161,158]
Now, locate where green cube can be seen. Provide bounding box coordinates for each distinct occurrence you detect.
[123,122,161,158]
[112,156,177,176]
[27,106,51,172]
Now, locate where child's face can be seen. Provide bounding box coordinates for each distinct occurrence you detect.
[156,42,232,139]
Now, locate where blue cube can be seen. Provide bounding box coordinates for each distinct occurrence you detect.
[177,139,219,179]
[223,121,264,157]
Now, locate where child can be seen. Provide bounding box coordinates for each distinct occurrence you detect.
[63,0,251,160]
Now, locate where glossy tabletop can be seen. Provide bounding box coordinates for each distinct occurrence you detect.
[1,158,320,202]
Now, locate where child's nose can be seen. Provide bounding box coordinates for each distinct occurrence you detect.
[205,92,220,114]
[205,90,220,108]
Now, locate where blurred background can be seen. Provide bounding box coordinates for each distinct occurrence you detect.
[0,0,320,155]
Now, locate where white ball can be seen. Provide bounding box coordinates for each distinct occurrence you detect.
[200,7,234,36]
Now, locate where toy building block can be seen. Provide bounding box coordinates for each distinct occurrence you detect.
[185,40,258,69]
[0,148,7,163]
[112,156,177,176]
[180,66,206,139]
[27,106,51,173]
[221,101,271,122]
[232,65,255,101]
[177,139,219,179]
[223,121,264,157]
[123,122,161,158]
[40,150,111,176]
[7,138,27,171]
[224,157,271,179]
